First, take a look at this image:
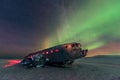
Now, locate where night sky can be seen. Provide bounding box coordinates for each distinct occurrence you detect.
[0,0,120,58]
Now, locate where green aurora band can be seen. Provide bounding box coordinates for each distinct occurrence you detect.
[46,0,120,51]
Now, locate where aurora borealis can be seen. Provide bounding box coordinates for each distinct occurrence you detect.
[0,0,120,58]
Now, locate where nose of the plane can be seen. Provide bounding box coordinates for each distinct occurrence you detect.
[81,49,88,56]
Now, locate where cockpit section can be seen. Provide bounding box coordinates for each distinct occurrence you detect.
[63,42,87,59]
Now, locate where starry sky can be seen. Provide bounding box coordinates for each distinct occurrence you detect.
[0,0,120,58]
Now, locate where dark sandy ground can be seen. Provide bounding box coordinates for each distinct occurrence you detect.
[0,55,120,80]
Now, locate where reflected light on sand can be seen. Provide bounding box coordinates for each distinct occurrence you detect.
[4,60,21,68]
